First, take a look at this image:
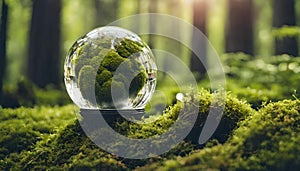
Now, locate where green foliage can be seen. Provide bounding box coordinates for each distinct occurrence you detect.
[76,38,147,107]
[221,53,300,108]
[1,78,35,108]
[273,26,300,39]
[34,86,71,106]
[5,0,32,85]
[225,79,277,109]
[1,77,71,108]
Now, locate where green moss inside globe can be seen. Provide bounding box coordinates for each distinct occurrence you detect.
[75,38,147,108]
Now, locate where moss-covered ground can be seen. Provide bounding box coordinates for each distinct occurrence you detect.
[1,88,299,170]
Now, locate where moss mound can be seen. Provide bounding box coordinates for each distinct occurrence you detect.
[185,90,254,144]
[9,121,127,171]
[116,90,254,146]
[75,38,147,108]
[0,105,76,169]
[139,100,300,171]
[1,89,255,170]
[231,99,300,170]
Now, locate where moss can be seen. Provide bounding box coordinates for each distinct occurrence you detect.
[0,124,39,159]
[121,39,144,54]
[229,100,300,170]
[1,79,71,108]
[96,79,127,105]
[34,87,71,106]
[129,72,147,97]
[89,55,104,70]
[222,53,300,108]
[183,90,254,144]
[96,69,113,86]
[75,38,147,108]
[75,56,90,77]
[114,73,130,88]
[1,89,270,170]
[97,80,112,103]
[4,120,127,170]
[101,50,125,71]
[78,43,99,60]
[0,105,76,170]
[110,81,127,100]
[139,99,300,171]
[3,103,195,170]
[116,38,144,58]
[118,102,183,139]
[113,89,253,146]
[78,65,96,101]
[0,79,36,108]
[115,44,131,58]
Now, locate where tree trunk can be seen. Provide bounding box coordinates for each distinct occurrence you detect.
[273,0,298,56]
[148,0,158,49]
[94,0,119,26]
[225,0,254,55]
[190,0,208,76]
[168,0,182,58]
[135,0,141,32]
[28,0,61,88]
[0,0,8,101]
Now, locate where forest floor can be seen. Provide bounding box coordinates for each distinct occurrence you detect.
[1,89,300,170]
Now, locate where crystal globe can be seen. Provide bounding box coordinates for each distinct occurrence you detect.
[64,26,157,110]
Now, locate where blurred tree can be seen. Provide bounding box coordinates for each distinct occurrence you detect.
[136,0,141,14]
[94,0,119,26]
[148,0,158,48]
[167,0,183,58]
[273,0,298,56]
[135,0,141,31]
[190,0,208,76]
[162,0,184,74]
[28,0,61,88]
[0,0,8,101]
[225,0,254,55]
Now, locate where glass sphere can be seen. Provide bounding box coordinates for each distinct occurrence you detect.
[64,26,157,110]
